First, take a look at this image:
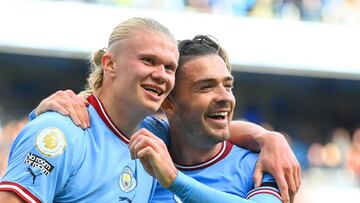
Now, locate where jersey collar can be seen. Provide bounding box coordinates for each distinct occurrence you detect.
[174,141,233,171]
[87,94,130,144]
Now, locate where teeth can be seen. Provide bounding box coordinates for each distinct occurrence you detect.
[209,112,227,117]
[143,86,162,96]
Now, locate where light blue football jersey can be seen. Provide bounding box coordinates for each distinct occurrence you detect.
[136,115,281,202]
[0,95,157,203]
[2,94,280,203]
[152,141,281,203]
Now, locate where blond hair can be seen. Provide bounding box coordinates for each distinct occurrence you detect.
[80,17,176,97]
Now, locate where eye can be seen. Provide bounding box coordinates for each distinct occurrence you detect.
[164,65,176,73]
[224,83,234,91]
[142,57,154,65]
[225,83,234,90]
[200,84,213,91]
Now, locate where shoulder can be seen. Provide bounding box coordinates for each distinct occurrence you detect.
[15,112,85,153]
[140,116,170,144]
[140,115,169,130]
[231,146,277,187]
[231,145,259,164]
[2,114,86,203]
[228,146,260,179]
[30,112,81,130]
[28,112,84,137]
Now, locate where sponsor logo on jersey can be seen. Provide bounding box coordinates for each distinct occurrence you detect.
[174,195,183,203]
[118,196,134,203]
[35,127,66,157]
[26,167,42,184]
[119,166,137,192]
[24,152,54,176]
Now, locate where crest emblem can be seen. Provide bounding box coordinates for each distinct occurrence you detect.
[119,166,137,192]
[35,127,66,157]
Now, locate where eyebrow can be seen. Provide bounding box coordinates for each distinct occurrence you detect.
[138,53,178,68]
[192,75,234,88]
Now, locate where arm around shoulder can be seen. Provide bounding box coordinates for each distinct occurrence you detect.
[229,120,268,151]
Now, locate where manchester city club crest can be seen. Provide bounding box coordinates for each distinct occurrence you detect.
[119,166,137,192]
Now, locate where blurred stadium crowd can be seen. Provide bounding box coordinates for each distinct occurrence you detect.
[52,0,360,24]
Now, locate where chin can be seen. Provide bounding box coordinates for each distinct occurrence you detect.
[144,103,161,114]
[207,131,229,143]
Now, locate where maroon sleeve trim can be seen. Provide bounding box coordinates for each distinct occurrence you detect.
[0,181,42,203]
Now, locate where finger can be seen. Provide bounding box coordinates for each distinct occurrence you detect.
[285,168,296,199]
[294,163,301,192]
[129,133,141,159]
[129,129,146,148]
[81,98,91,127]
[133,135,161,158]
[132,137,149,159]
[82,98,90,106]
[75,104,87,129]
[293,167,300,192]
[253,162,264,188]
[64,89,77,97]
[71,94,89,129]
[129,128,163,159]
[66,91,87,128]
[129,131,151,159]
[290,193,295,203]
[62,102,82,127]
[137,145,155,160]
[274,174,289,203]
[50,102,70,116]
[137,146,155,177]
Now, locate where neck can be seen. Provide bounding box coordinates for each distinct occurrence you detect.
[97,90,146,137]
[169,127,223,165]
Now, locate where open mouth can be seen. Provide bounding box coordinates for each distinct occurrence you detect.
[142,85,164,96]
[207,112,227,120]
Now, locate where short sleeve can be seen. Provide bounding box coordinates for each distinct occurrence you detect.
[0,112,85,203]
[28,108,37,121]
[240,151,277,190]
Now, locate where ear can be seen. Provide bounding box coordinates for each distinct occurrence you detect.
[161,96,175,116]
[101,52,116,76]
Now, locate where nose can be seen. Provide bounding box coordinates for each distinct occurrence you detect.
[214,85,234,104]
[151,65,169,84]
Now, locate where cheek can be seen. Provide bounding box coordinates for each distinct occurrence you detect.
[168,76,176,89]
[231,96,236,107]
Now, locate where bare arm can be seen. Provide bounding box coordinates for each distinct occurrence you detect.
[229,120,301,203]
[229,120,268,151]
[0,191,25,203]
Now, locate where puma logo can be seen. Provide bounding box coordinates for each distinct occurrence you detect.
[118,195,135,203]
[26,168,42,184]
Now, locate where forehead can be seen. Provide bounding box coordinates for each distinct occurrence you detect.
[122,30,179,62]
[180,55,231,83]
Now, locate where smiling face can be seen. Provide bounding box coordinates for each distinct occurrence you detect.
[108,30,179,115]
[166,54,235,146]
